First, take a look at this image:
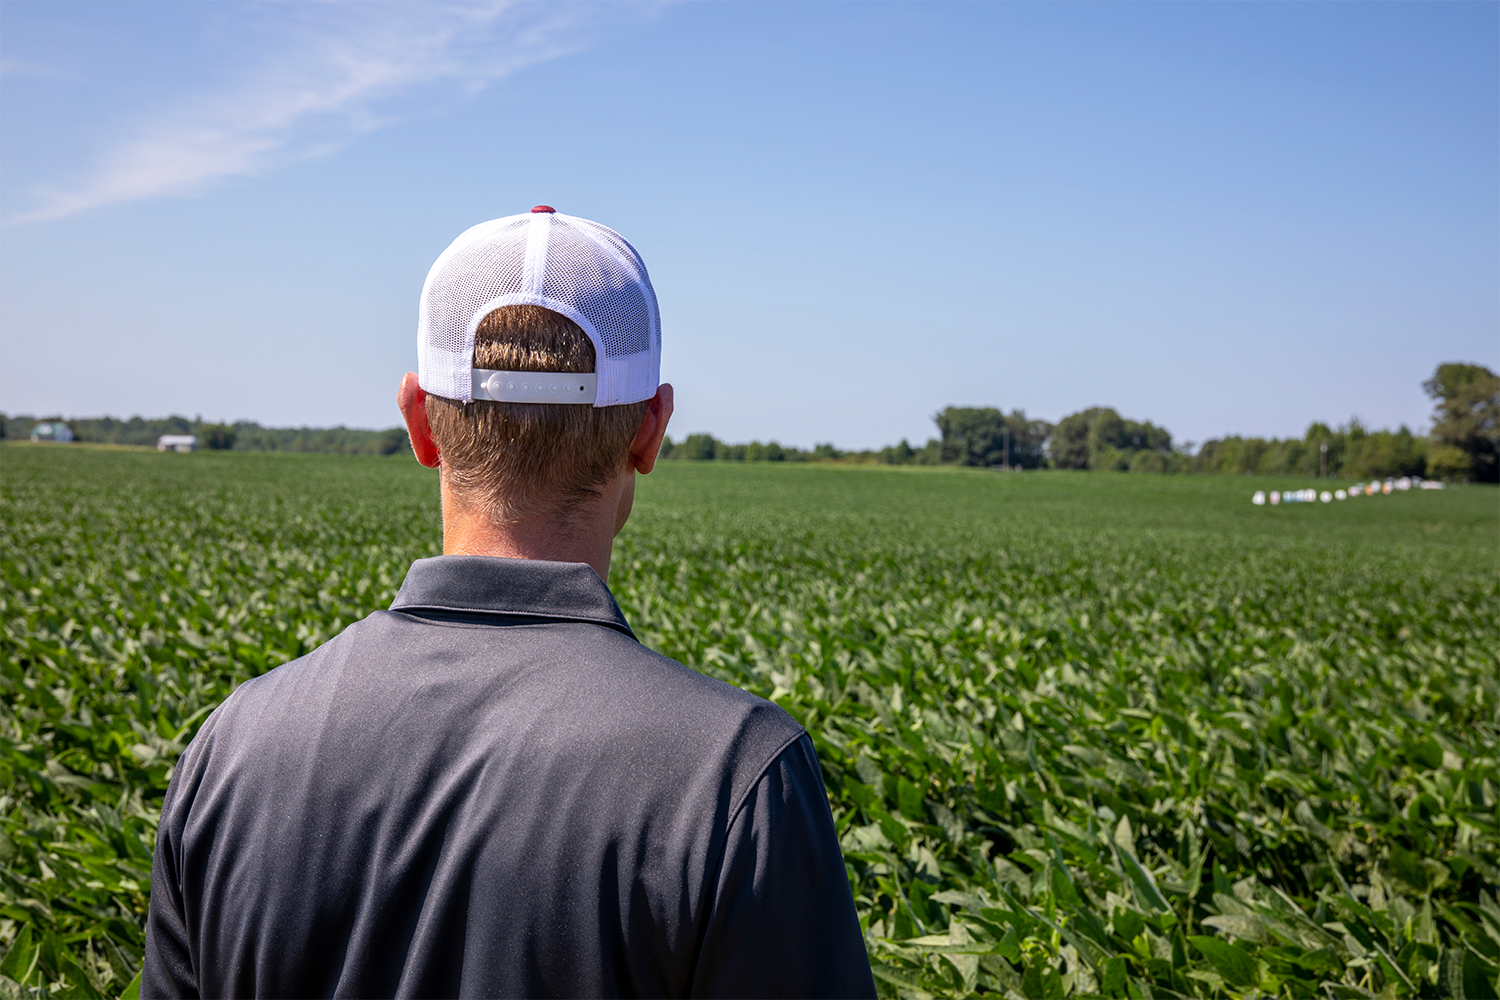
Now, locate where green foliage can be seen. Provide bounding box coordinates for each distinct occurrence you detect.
[675,432,721,461]
[1429,446,1475,483]
[1196,420,1430,481]
[1051,407,1177,472]
[2,451,1498,998]
[880,439,915,465]
[935,408,1051,469]
[203,425,235,451]
[1424,363,1500,483]
[380,428,410,456]
[659,433,944,466]
[1342,426,1429,480]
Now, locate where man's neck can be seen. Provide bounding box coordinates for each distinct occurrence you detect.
[438,479,627,581]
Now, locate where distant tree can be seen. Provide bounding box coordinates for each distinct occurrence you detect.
[379,428,409,455]
[1427,445,1473,482]
[878,439,915,465]
[1128,450,1170,474]
[1304,422,1333,442]
[937,407,1002,466]
[1424,362,1499,482]
[206,424,237,450]
[1049,409,1098,469]
[1050,407,1171,471]
[1118,416,1171,453]
[744,441,786,462]
[658,434,849,463]
[1345,425,1426,478]
[1191,415,1432,480]
[1235,437,1271,475]
[935,407,1050,468]
[1303,422,1339,477]
[811,443,840,461]
[1085,409,1129,470]
[679,433,719,461]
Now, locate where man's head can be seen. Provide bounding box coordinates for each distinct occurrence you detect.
[421,304,650,524]
[398,209,673,560]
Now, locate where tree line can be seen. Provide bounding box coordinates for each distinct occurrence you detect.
[658,362,1498,482]
[0,414,409,456]
[6,362,1495,480]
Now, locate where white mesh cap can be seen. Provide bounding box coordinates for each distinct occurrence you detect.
[417,207,661,406]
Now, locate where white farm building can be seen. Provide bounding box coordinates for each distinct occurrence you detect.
[157,435,199,452]
[29,422,74,443]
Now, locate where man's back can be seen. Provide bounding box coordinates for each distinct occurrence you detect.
[144,556,874,997]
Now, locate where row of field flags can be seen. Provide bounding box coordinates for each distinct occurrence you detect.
[1252,476,1444,506]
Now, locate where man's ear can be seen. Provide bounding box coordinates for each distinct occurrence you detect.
[629,383,675,475]
[397,373,441,468]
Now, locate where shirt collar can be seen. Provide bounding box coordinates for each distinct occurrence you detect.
[390,555,636,640]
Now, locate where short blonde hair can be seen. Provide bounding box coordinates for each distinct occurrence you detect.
[426,305,647,525]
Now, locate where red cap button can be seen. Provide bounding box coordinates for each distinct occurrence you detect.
[531,205,556,213]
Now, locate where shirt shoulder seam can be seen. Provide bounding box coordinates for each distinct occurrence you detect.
[720,724,812,854]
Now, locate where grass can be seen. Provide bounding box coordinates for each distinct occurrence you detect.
[2,448,1497,997]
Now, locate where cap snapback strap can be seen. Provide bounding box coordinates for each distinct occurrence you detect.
[471,369,597,405]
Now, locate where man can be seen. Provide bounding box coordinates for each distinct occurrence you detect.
[142,207,877,998]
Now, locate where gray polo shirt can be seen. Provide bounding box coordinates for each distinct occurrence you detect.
[143,555,876,998]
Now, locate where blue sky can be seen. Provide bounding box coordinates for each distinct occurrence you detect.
[1,1,1495,449]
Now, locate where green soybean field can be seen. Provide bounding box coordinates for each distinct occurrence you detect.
[2,445,1498,999]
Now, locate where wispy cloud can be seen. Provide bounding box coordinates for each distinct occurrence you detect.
[0,57,69,80]
[8,3,620,223]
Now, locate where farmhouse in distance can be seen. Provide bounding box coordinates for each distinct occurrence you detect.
[156,435,198,453]
[27,421,73,443]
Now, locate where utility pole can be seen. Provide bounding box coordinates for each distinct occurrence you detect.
[1320,440,1328,479]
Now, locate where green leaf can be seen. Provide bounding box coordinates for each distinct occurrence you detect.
[119,970,143,1000]
[868,962,936,1000]
[1112,907,1145,942]
[1189,935,1259,988]
[0,926,38,985]
[1125,977,1145,1000]
[896,777,924,823]
[1408,737,1445,769]
[1201,914,1269,944]
[1101,956,1130,998]
[1115,841,1170,913]
[877,814,907,850]
[1049,862,1081,908]
[995,925,1022,963]
[1446,946,1498,1000]
[1391,845,1430,892]
[1022,959,1064,1000]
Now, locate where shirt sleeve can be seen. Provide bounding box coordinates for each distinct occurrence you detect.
[690,734,877,999]
[141,766,200,998]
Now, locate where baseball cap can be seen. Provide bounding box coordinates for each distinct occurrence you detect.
[417,206,661,407]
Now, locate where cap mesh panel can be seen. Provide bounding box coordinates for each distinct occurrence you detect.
[417,212,660,405]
